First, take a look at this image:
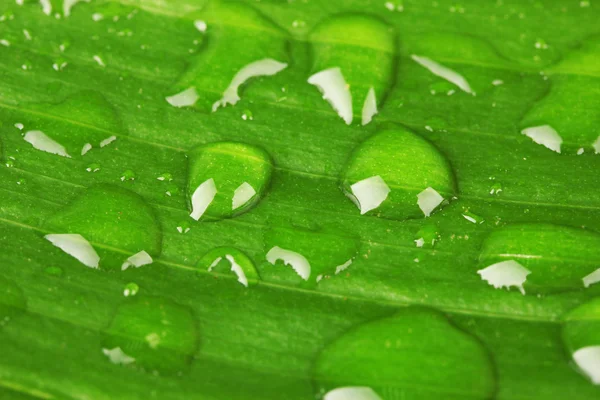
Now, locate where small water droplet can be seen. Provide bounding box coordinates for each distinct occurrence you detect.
[489,182,503,195]
[157,173,173,182]
[86,163,101,172]
[563,298,600,385]
[120,170,136,181]
[176,221,191,234]
[44,266,63,277]
[462,210,485,224]
[198,247,259,287]
[123,282,139,297]
[412,55,474,94]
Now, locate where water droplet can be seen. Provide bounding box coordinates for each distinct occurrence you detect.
[478,224,600,294]
[313,309,495,398]
[123,282,139,297]
[86,163,101,172]
[44,266,63,277]
[462,209,485,224]
[562,298,600,385]
[81,143,92,156]
[489,182,503,195]
[0,276,26,327]
[341,127,455,220]
[44,185,162,270]
[263,227,358,286]
[520,37,600,154]
[187,142,272,221]
[324,387,382,400]
[102,297,197,373]
[157,173,173,182]
[412,55,474,94]
[198,247,259,287]
[120,169,136,181]
[121,251,153,271]
[176,221,191,234]
[100,135,117,148]
[414,223,440,248]
[168,2,289,111]
[24,130,71,158]
[308,15,395,125]
[93,55,105,67]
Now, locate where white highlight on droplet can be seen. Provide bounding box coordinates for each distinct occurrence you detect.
[39,0,52,15]
[232,182,256,210]
[63,0,89,17]
[417,187,444,217]
[573,346,600,385]
[324,387,383,400]
[190,178,217,220]
[45,234,99,268]
[208,254,249,287]
[347,175,390,215]
[521,125,562,153]
[92,13,103,21]
[593,136,600,154]
[411,55,473,94]
[121,251,153,271]
[166,87,199,108]
[266,246,310,280]
[81,143,92,155]
[14,123,24,130]
[93,55,105,67]
[361,87,378,126]
[335,258,353,275]
[0,39,10,47]
[308,67,353,125]
[212,59,288,112]
[24,130,71,158]
[194,20,207,32]
[477,260,531,295]
[415,237,425,248]
[102,347,135,365]
[22,29,31,40]
[100,135,117,147]
[583,268,600,288]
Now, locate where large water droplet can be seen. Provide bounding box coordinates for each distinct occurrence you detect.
[167,2,289,111]
[102,297,197,374]
[198,247,259,287]
[562,298,600,385]
[520,37,600,154]
[0,276,26,327]
[308,15,395,125]
[44,185,162,270]
[341,127,456,220]
[478,224,600,294]
[187,142,273,221]
[262,227,358,286]
[313,309,495,399]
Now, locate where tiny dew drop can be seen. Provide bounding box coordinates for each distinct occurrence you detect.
[308,15,395,125]
[157,173,173,182]
[44,266,63,277]
[0,276,26,327]
[414,223,440,248]
[477,224,600,294]
[489,182,503,195]
[102,297,198,374]
[120,169,136,181]
[462,209,485,224]
[562,298,600,385]
[313,309,495,399]
[44,185,162,271]
[198,247,259,287]
[187,142,273,221]
[176,221,191,234]
[341,127,456,220]
[123,282,139,297]
[86,163,101,172]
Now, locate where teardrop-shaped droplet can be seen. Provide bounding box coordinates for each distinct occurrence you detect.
[198,247,259,287]
[562,298,600,385]
[187,142,273,221]
[44,185,162,270]
[478,224,600,294]
[313,309,495,399]
[308,15,395,125]
[341,127,456,220]
[167,2,289,111]
[102,297,198,374]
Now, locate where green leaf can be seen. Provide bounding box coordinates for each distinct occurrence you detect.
[0,0,599,399]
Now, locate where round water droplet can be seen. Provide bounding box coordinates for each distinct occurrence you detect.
[0,276,26,327]
[308,14,395,126]
[187,142,273,221]
[123,282,139,297]
[341,127,456,220]
[562,298,600,385]
[44,185,162,270]
[478,224,600,294]
[313,309,495,399]
[120,169,136,182]
[198,247,259,287]
[44,266,63,277]
[86,163,101,173]
[262,227,358,287]
[102,297,198,374]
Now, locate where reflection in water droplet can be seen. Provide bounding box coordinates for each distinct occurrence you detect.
[313,309,495,399]
[477,260,531,295]
[342,127,455,220]
[324,387,382,400]
[187,142,272,221]
[165,87,199,108]
[81,143,92,156]
[562,298,600,385]
[102,297,197,373]
[45,233,100,268]
[44,185,161,270]
[308,15,395,125]
[100,135,117,148]
[266,246,311,281]
[121,251,153,271]
[198,247,259,287]
[411,55,474,94]
[24,130,71,158]
[478,224,600,294]
[583,268,600,288]
[521,125,562,153]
